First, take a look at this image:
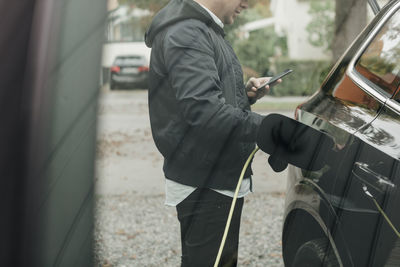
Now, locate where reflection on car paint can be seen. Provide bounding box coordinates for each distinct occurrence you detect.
[282,2,400,266]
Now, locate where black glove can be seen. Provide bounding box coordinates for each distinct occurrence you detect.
[256,114,334,172]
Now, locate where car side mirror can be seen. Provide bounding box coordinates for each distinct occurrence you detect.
[256,113,335,172]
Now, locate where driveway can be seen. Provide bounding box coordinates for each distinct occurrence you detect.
[94,88,307,266]
[95,88,303,196]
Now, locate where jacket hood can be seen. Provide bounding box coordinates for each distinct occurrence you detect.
[144,0,225,48]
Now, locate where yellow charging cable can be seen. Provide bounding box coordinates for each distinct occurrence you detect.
[213,155,400,266]
[363,185,400,238]
[213,146,260,267]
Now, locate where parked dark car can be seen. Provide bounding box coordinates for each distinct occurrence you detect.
[110,55,149,90]
[282,1,400,266]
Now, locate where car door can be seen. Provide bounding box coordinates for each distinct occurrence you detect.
[328,4,400,266]
[283,2,400,266]
[356,88,400,267]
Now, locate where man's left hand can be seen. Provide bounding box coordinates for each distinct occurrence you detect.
[246,77,281,102]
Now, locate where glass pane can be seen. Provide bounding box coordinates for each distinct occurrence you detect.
[114,56,142,65]
[393,87,400,103]
[355,9,400,96]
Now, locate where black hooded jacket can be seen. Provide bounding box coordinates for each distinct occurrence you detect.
[145,0,264,190]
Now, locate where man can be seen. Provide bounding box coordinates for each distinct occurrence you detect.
[145,0,274,266]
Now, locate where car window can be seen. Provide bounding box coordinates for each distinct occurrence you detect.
[355,9,400,97]
[114,56,143,66]
[393,87,400,103]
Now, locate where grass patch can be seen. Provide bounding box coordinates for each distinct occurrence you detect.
[252,101,300,111]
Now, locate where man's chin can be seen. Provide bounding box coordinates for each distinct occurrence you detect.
[225,17,235,25]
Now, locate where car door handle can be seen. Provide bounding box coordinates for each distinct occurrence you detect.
[353,162,395,193]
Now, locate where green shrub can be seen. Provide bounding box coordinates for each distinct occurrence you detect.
[233,27,287,78]
[232,29,332,97]
[268,58,332,96]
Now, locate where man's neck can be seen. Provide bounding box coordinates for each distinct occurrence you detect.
[193,0,211,9]
[194,0,222,20]
[194,0,224,28]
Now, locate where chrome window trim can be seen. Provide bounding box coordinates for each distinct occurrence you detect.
[386,99,400,115]
[346,1,400,106]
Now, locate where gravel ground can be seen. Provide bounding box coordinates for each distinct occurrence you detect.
[93,90,294,266]
[94,192,285,267]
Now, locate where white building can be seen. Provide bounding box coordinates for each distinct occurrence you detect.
[241,0,332,60]
[106,0,332,65]
[271,0,332,60]
[243,0,390,61]
[102,42,151,67]
[106,5,150,42]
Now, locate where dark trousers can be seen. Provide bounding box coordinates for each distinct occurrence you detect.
[176,188,244,267]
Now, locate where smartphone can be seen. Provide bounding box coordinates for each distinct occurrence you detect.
[256,69,293,97]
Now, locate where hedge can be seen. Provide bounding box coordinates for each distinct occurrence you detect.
[242,58,333,97]
[269,58,332,96]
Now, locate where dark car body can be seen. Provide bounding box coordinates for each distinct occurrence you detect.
[110,55,149,89]
[282,1,400,266]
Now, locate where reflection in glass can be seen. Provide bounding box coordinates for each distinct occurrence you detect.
[356,10,400,96]
[393,87,400,103]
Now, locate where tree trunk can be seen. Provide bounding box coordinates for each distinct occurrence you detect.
[332,0,367,62]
